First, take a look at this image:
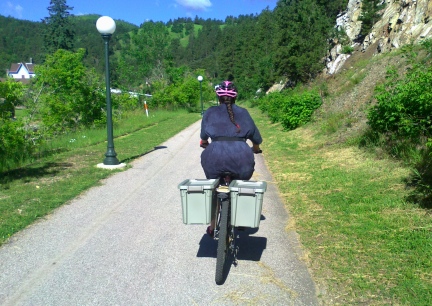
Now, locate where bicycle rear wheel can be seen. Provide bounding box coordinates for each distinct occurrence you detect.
[215,198,229,285]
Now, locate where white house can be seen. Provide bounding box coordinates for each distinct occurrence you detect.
[7,59,36,80]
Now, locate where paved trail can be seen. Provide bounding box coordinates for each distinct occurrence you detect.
[0,121,318,305]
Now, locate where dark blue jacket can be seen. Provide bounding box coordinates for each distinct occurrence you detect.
[200,104,262,180]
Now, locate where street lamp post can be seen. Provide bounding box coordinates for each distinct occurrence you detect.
[197,75,203,116]
[96,16,121,167]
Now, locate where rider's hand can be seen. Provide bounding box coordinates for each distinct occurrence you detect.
[200,139,209,149]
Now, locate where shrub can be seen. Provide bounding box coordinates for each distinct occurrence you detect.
[367,65,432,143]
[0,118,37,170]
[151,73,213,112]
[112,93,140,112]
[35,49,105,135]
[406,144,432,209]
[259,90,322,130]
[0,78,24,119]
[341,45,354,54]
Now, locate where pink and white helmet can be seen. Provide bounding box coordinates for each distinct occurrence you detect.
[215,81,237,98]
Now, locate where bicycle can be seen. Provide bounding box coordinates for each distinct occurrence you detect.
[213,172,237,285]
[199,142,263,284]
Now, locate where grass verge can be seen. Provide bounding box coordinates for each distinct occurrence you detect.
[249,106,432,305]
[0,110,199,245]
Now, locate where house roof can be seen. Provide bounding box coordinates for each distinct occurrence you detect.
[9,63,35,74]
[25,63,35,73]
[9,63,21,73]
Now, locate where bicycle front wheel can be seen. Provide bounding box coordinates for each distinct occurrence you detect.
[215,198,229,285]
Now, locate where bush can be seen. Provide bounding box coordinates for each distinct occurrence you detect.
[406,144,432,209]
[35,49,105,135]
[367,65,432,143]
[151,73,213,112]
[0,78,24,119]
[341,45,354,54]
[0,118,37,170]
[0,99,15,119]
[259,90,322,130]
[366,44,432,206]
[112,93,140,112]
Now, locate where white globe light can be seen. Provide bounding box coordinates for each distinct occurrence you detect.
[197,75,203,82]
[96,16,116,35]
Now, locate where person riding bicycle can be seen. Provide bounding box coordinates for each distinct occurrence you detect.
[200,80,262,236]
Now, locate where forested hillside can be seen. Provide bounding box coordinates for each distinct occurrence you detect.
[0,14,137,76]
[0,0,349,96]
[0,15,45,72]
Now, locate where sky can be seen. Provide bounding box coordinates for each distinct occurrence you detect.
[1,0,278,26]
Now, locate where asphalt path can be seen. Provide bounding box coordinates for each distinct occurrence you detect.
[0,120,318,305]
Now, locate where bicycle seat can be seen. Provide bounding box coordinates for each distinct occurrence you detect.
[216,185,230,193]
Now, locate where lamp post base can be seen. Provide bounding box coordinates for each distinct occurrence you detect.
[103,154,120,165]
[97,162,127,169]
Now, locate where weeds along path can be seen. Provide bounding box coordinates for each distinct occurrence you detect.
[249,105,431,305]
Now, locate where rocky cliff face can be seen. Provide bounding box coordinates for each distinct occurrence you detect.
[326,0,432,74]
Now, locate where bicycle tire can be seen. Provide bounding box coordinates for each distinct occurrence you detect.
[215,198,229,285]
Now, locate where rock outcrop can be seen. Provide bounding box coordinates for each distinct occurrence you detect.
[326,0,432,75]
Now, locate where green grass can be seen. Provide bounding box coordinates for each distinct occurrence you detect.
[249,106,432,305]
[0,109,200,245]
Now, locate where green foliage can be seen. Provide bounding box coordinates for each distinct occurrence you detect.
[367,64,432,143]
[406,143,432,208]
[0,99,14,119]
[0,0,346,99]
[359,0,385,39]
[112,93,140,112]
[42,0,75,54]
[0,14,137,75]
[0,16,45,72]
[420,38,432,55]
[259,89,322,130]
[117,21,171,89]
[366,42,432,206]
[0,78,24,118]
[72,15,137,76]
[151,72,213,112]
[273,0,332,83]
[34,49,105,135]
[0,79,35,170]
[0,118,37,170]
[341,45,354,54]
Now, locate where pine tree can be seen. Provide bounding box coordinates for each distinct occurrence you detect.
[359,0,384,39]
[42,0,75,54]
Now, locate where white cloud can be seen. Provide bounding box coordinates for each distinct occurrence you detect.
[4,1,23,18]
[175,0,212,11]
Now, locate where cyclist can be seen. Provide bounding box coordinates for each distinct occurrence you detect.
[200,80,262,236]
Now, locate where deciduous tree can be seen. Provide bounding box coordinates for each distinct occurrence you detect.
[35,48,104,134]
